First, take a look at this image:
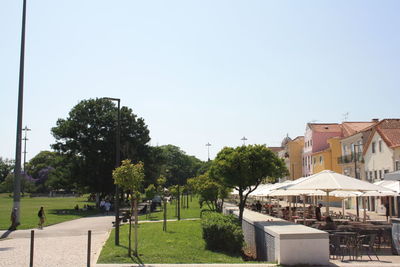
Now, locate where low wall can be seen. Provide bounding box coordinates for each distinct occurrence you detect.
[223,203,329,265]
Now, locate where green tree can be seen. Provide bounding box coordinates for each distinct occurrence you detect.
[156,175,168,231]
[52,98,150,194]
[144,184,156,218]
[0,173,35,194]
[188,173,229,212]
[26,151,75,192]
[113,160,144,256]
[0,157,14,183]
[158,145,204,186]
[210,145,288,223]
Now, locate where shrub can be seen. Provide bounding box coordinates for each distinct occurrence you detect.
[201,212,244,254]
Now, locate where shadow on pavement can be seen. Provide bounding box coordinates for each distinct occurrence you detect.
[0,230,13,239]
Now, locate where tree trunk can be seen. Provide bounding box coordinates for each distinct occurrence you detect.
[128,198,133,256]
[238,193,245,225]
[177,188,181,220]
[186,193,189,209]
[134,197,138,256]
[163,199,167,232]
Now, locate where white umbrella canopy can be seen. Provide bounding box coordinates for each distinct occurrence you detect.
[288,170,392,192]
[287,170,396,216]
[375,180,400,194]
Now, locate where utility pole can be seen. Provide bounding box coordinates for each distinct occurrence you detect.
[205,142,211,161]
[22,126,31,172]
[13,0,28,226]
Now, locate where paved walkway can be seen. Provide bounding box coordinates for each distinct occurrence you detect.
[2,213,400,267]
[0,215,114,267]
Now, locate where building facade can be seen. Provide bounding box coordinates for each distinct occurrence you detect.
[302,123,342,176]
[363,119,400,182]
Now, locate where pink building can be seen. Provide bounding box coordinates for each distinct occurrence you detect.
[302,123,342,176]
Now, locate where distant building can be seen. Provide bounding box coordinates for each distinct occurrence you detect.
[312,137,342,174]
[363,119,400,182]
[303,123,342,176]
[278,135,304,180]
[338,121,377,181]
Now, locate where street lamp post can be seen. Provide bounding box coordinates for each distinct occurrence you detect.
[205,142,211,161]
[13,0,28,227]
[22,126,31,172]
[104,97,121,245]
[241,136,247,146]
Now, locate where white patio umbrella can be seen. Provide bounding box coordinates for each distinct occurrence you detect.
[287,170,395,217]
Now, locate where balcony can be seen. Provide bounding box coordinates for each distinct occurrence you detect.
[337,152,363,164]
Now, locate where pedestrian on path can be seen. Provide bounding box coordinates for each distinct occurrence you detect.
[38,207,46,229]
[315,203,323,221]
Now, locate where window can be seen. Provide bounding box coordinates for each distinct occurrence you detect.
[310,140,313,146]
[351,143,355,153]
[372,142,376,153]
[313,157,316,165]
[358,140,363,152]
[396,161,400,171]
[385,169,390,174]
[320,156,323,164]
[365,171,369,180]
[369,171,373,180]
[379,170,382,179]
[374,170,378,180]
[379,140,382,152]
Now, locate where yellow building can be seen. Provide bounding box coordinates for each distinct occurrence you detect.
[312,137,342,174]
[278,136,304,180]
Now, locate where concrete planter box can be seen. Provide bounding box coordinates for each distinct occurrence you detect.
[223,203,329,265]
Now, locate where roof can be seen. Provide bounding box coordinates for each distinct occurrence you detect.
[341,122,377,137]
[363,119,400,153]
[293,136,304,141]
[308,123,342,133]
[269,146,283,153]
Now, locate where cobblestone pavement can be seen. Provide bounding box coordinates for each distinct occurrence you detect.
[0,215,114,267]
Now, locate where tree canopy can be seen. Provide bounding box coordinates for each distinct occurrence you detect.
[0,157,13,183]
[210,145,288,222]
[51,98,150,194]
[158,145,207,187]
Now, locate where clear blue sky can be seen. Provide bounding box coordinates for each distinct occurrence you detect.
[1,0,399,162]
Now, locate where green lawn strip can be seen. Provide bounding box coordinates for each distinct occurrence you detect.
[98,220,248,264]
[138,195,201,221]
[0,193,99,230]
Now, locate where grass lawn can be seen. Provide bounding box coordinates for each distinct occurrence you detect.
[138,195,202,221]
[0,193,99,230]
[98,220,249,264]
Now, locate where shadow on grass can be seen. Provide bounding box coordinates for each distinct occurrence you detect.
[130,254,144,265]
[49,208,100,217]
[115,244,145,265]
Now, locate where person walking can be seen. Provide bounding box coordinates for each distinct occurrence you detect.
[315,203,323,221]
[38,207,46,229]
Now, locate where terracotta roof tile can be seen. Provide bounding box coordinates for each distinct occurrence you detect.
[269,147,283,153]
[309,123,342,133]
[341,122,376,137]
